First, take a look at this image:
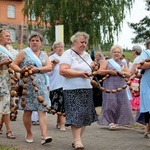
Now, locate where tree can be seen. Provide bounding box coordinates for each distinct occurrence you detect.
[128,0,150,44]
[23,0,134,47]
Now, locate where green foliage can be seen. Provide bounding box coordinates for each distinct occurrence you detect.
[23,0,134,47]
[128,0,150,43]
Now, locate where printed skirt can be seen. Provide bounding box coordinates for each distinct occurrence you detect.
[63,88,98,128]
[50,87,65,113]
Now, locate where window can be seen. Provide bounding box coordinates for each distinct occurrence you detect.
[7,5,15,18]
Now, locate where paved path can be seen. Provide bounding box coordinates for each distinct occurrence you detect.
[0,109,150,150]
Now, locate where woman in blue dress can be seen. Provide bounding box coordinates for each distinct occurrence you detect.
[137,39,150,139]
[11,32,52,145]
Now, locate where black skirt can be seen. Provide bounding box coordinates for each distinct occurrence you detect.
[93,75,103,107]
[50,87,65,113]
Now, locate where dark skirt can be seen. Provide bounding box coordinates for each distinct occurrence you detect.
[63,88,98,128]
[50,87,65,113]
[93,75,103,107]
[136,110,146,125]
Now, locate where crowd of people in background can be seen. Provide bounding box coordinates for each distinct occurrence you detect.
[0,28,150,149]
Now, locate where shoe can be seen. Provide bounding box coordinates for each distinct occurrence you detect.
[72,142,75,148]
[32,121,38,125]
[6,131,16,139]
[59,123,66,132]
[25,135,33,143]
[41,136,52,145]
[114,124,119,130]
[56,124,60,129]
[109,123,117,130]
[60,128,66,132]
[74,139,84,150]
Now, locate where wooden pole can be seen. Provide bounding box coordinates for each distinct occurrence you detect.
[20,21,23,50]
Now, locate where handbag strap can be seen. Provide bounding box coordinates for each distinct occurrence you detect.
[71,49,101,88]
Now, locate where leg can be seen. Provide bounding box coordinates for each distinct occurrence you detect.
[80,126,86,137]
[71,125,84,149]
[3,114,12,132]
[144,112,150,138]
[23,110,32,139]
[59,115,66,131]
[56,115,60,129]
[0,115,4,134]
[3,114,15,139]
[38,111,48,137]
[38,111,52,145]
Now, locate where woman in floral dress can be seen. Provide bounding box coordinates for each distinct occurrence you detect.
[0,29,16,139]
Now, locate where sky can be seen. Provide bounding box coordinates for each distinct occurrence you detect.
[114,0,149,49]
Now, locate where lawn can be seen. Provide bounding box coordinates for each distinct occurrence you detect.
[0,146,17,150]
[12,43,134,62]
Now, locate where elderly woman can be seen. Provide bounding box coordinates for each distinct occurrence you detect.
[0,29,16,139]
[93,52,105,107]
[60,32,98,150]
[129,45,142,111]
[137,39,150,139]
[97,45,134,130]
[48,41,66,131]
[11,32,52,145]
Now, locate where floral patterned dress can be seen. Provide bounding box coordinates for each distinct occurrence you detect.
[0,52,11,119]
[19,51,51,111]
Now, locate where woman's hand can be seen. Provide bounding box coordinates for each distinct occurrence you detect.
[51,59,59,64]
[109,69,118,76]
[29,65,39,73]
[3,59,12,66]
[81,72,92,78]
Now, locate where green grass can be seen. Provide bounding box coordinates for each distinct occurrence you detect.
[0,146,17,150]
[12,43,134,61]
[102,50,134,61]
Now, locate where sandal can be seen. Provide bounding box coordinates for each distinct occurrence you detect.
[6,131,16,139]
[0,124,3,134]
[74,139,84,150]
[56,124,60,129]
[59,124,66,132]
[109,123,117,130]
[72,142,75,148]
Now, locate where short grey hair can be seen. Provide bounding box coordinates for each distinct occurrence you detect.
[132,45,142,55]
[110,44,123,55]
[70,32,89,43]
[52,41,64,49]
[95,52,105,60]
